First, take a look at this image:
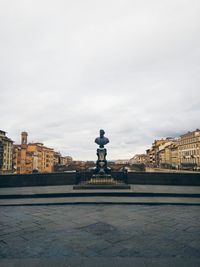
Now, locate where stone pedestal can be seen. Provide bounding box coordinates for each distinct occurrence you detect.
[73,184,131,189]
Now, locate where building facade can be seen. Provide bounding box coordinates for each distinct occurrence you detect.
[145,130,200,170]
[53,152,62,166]
[115,159,129,165]
[146,139,173,167]
[157,141,174,168]
[169,143,179,169]
[178,129,200,170]
[146,148,155,167]
[0,130,13,174]
[60,156,73,166]
[13,132,54,174]
[129,154,147,164]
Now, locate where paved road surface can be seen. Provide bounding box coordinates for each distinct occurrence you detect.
[0,204,200,266]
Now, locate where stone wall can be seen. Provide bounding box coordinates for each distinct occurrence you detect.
[127,172,200,186]
[0,171,199,187]
[0,172,76,187]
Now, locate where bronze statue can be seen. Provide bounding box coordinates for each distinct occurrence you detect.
[95,129,109,148]
[94,129,110,175]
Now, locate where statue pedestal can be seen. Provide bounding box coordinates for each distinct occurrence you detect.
[88,175,116,185]
[73,183,131,190]
[73,174,131,190]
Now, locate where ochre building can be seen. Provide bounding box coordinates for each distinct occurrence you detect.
[13,132,54,174]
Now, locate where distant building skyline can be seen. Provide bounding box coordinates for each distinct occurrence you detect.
[1,128,200,174]
[6,128,199,161]
[2,128,200,161]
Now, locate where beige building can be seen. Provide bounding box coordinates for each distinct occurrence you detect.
[170,143,179,169]
[53,153,73,169]
[0,130,13,174]
[146,148,155,167]
[146,138,173,167]
[115,159,129,165]
[60,156,73,165]
[129,154,147,164]
[145,130,200,170]
[14,132,54,174]
[178,129,200,170]
[158,141,174,168]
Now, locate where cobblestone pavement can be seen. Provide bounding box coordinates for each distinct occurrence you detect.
[0,205,200,262]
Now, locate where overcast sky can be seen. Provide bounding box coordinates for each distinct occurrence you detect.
[0,0,200,160]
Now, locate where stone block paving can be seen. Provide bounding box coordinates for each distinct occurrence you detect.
[0,205,200,260]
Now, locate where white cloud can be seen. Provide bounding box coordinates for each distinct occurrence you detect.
[0,0,200,159]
